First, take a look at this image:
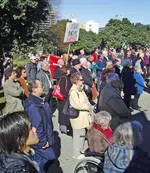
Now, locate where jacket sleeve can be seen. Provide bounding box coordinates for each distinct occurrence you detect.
[69,90,89,110]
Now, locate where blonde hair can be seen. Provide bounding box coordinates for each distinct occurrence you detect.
[113,121,143,146]
[94,111,112,129]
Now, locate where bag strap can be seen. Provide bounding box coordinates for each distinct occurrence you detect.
[69,90,89,112]
[96,128,111,145]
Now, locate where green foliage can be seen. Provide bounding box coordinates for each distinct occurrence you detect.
[0,0,52,59]
[1,0,150,63]
[71,29,100,51]
[41,17,150,53]
[98,18,150,49]
[35,19,71,54]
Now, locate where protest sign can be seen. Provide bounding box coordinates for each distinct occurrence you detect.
[64,22,80,43]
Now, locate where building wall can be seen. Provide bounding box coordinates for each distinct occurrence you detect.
[80,20,99,34]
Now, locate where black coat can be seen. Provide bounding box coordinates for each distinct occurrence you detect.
[0,152,39,173]
[58,75,72,126]
[80,66,93,88]
[99,84,131,130]
[121,66,136,94]
[26,62,37,82]
[54,67,62,82]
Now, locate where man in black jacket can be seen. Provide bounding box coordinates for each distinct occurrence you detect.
[80,57,93,103]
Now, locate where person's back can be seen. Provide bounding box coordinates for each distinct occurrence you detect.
[3,69,24,114]
[99,73,131,130]
[104,121,143,173]
[104,143,134,173]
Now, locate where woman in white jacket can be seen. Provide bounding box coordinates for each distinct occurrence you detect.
[69,72,92,159]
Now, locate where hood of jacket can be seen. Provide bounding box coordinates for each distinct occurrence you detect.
[106,144,134,169]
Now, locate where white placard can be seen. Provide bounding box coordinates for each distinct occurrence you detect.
[64,22,80,43]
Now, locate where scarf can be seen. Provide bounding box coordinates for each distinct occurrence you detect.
[93,124,112,144]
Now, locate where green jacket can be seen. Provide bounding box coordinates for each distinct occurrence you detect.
[3,79,24,114]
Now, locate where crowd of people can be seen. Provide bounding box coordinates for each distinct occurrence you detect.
[0,46,150,172]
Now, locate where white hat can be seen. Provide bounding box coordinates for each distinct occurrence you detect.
[30,55,36,60]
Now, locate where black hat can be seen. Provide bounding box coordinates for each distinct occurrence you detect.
[72,58,80,66]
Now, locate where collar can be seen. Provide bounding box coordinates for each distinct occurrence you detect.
[29,94,44,105]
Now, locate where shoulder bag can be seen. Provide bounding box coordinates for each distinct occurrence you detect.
[52,76,67,100]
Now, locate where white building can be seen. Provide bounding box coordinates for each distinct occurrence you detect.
[80,20,99,34]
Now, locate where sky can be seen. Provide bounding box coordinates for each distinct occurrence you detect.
[59,0,150,27]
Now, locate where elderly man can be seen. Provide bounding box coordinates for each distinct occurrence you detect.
[80,57,93,103]
[24,80,55,173]
[36,62,52,102]
[26,54,38,82]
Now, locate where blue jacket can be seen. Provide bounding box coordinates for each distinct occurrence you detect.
[134,71,145,94]
[24,94,54,149]
[104,144,134,173]
[96,58,107,77]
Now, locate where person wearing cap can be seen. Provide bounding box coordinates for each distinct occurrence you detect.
[70,58,81,74]
[3,68,24,114]
[26,54,38,82]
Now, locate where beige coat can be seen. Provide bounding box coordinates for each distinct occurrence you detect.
[3,79,24,114]
[69,84,91,129]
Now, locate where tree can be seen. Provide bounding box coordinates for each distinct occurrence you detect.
[0,0,56,60]
[98,18,150,49]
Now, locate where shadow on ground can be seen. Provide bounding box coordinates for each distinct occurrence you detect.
[124,111,150,173]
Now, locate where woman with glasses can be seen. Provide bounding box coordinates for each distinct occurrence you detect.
[16,66,29,98]
[69,72,92,159]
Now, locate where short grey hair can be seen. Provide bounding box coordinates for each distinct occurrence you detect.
[94,111,112,129]
[113,121,143,146]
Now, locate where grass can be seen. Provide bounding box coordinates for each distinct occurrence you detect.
[13,57,30,66]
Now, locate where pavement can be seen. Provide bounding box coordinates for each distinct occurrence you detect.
[52,89,150,173]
